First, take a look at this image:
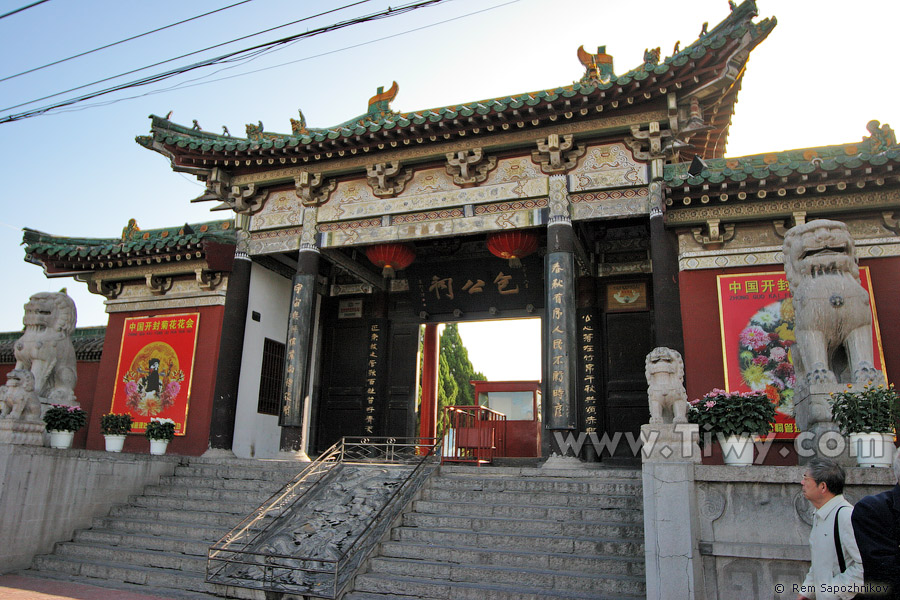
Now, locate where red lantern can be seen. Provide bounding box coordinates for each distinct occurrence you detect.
[364,243,415,278]
[486,230,538,268]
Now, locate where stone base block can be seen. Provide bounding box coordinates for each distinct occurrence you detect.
[795,421,854,467]
[0,419,45,445]
[641,423,701,463]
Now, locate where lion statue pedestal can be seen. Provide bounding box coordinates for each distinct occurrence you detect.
[783,219,885,464]
[0,369,46,446]
[642,347,701,463]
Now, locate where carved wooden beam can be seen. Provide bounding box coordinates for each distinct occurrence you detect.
[445,148,497,186]
[145,274,173,296]
[532,134,584,174]
[691,218,735,247]
[366,161,413,197]
[294,172,336,206]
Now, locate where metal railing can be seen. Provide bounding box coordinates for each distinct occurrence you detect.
[206,436,440,599]
[441,405,507,465]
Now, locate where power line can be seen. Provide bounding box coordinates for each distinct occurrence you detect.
[0,0,257,84]
[63,0,520,114]
[0,0,451,124]
[0,0,50,21]
[1,0,377,113]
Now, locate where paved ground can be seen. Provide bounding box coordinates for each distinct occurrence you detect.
[0,575,174,600]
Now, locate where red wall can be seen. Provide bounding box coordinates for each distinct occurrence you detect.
[680,256,900,464]
[0,361,100,450]
[83,305,226,456]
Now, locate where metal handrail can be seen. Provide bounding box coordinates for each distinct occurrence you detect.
[206,436,440,598]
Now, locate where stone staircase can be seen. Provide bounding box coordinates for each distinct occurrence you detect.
[345,464,645,600]
[24,456,309,599]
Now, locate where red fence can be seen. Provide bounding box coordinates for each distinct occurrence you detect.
[441,405,507,465]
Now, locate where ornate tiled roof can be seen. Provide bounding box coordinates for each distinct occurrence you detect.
[23,219,235,275]
[138,1,774,166]
[663,121,900,210]
[0,326,106,363]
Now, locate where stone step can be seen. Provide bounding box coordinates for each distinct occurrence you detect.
[141,482,284,503]
[367,556,645,596]
[430,474,641,495]
[30,554,214,595]
[392,526,644,556]
[171,463,306,481]
[20,570,219,600]
[438,465,641,479]
[421,487,642,509]
[157,474,293,492]
[127,493,263,515]
[54,542,207,573]
[91,515,233,541]
[401,512,643,539]
[352,572,643,600]
[74,529,211,556]
[412,498,643,523]
[379,541,644,577]
[106,504,255,528]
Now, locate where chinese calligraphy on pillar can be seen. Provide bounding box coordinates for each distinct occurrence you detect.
[281,272,315,427]
[546,254,577,429]
[578,310,599,434]
[364,319,388,435]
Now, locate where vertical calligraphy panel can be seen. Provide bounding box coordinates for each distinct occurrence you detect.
[281,271,316,427]
[363,319,388,436]
[546,252,577,429]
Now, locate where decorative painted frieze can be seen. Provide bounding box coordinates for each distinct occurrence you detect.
[569,188,650,221]
[532,134,585,174]
[249,190,303,232]
[568,144,648,191]
[366,161,413,197]
[248,227,303,255]
[294,172,336,206]
[445,149,497,186]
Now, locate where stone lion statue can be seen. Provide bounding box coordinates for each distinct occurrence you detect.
[645,347,688,424]
[13,290,78,406]
[0,369,42,422]
[783,219,883,391]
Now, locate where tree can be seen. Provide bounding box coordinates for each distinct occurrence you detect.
[440,323,486,407]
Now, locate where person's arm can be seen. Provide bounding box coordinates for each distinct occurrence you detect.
[829,506,864,599]
[799,563,816,600]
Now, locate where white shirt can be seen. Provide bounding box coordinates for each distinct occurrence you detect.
[800,494,865,600]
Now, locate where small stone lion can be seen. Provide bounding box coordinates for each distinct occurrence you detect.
[13,290,78,406]
[783,219,883,389]
[0,369,42,422]
[645,347,688,424]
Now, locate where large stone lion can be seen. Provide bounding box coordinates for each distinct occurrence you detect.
[783,219,883,391]
[645,347,688,424]
[13,291,78,406]
[0,369,42,422]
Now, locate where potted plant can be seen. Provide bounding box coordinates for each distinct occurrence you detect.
[688,389,776,465]
[99,413,133,452]
[145,417,176,455]
[43,404,87,449]
[830,384,899,467]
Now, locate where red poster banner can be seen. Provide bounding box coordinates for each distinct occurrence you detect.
[716,268,886,439]
[110,313,200,436]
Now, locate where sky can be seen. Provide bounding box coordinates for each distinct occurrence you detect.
[0,0,897,380]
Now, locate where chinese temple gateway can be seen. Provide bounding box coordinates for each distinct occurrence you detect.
[21,0,899,464]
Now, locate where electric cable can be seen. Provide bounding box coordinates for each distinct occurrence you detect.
[0,0,50,21]
[1,0,378,113]
[0,0,258,84]
[57,0,519,115]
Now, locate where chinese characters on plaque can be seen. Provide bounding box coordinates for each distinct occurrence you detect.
[111,313,200,436]
[364,320,387,435]
[579,311,599,434]
[716,268,886,439]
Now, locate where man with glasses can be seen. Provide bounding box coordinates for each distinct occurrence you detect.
[798,458,864,600]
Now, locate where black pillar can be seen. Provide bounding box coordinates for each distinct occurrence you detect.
[279,248,319,452]
[649,181,685,354]
[208,251,251,451]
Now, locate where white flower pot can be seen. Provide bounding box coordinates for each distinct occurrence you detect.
[103,434,127,453]
[48,429,74,449]
[149,439,169,455]
[721,435,754,466]
[850,432,896,467]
